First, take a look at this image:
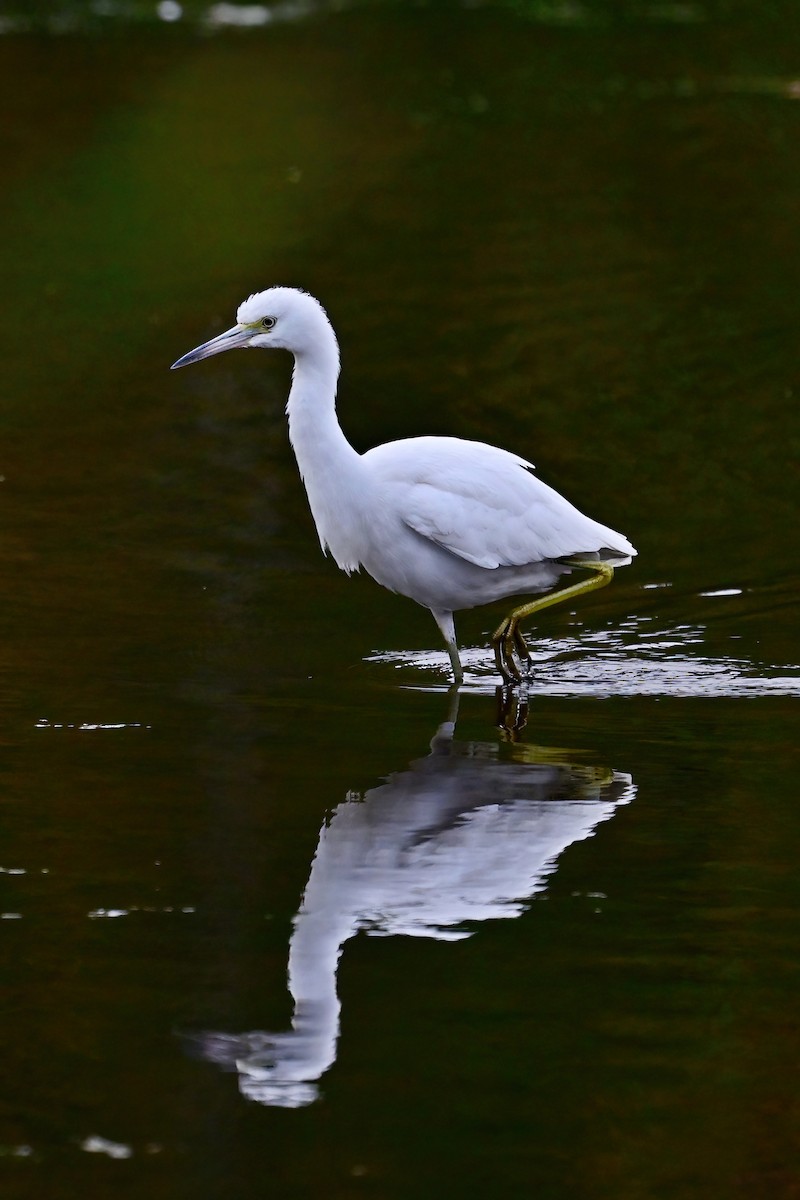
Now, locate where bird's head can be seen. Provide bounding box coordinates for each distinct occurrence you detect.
[171,286,336,369]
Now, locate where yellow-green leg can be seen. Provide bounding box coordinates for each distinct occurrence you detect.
[492,561,615,684]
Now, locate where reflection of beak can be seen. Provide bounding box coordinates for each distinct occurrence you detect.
[171,324,253,369]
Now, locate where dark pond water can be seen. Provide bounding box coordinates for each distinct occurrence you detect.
[2,3,799,1198]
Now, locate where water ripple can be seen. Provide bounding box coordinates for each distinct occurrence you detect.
[368,618,800,697]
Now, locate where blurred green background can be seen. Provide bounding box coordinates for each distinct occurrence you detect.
[1,3,799,1198]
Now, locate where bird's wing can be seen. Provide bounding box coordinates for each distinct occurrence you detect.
[365,436,636,569]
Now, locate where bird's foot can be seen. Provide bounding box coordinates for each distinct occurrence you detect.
[512,625,534,677]
[492,618,534,685]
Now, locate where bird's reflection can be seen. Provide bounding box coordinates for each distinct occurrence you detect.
[194,694,634,1107]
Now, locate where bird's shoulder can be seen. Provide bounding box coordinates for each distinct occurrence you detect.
[364,435,538,502]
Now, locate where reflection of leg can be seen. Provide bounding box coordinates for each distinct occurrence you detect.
[492,562,615,684]
[495,685,529,739]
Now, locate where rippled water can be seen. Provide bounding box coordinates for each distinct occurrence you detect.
[2,4,799,1198]
[373,586,800,696]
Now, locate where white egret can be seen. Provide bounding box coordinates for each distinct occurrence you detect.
[171,287,636,683]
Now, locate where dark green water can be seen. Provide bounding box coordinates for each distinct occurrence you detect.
[1,4,799,1198]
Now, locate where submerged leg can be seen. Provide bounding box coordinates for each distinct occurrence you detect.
[492,561,615,684]
[431,609,464,685]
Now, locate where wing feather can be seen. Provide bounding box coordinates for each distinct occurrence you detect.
[364,436,636,568]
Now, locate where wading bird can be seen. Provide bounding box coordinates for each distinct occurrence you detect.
[172,288,636,684]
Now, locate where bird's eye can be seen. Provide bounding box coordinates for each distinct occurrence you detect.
[261,316,276,330]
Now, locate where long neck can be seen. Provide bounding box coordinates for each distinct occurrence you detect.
[286,333,351,469]
[285,330,366,570]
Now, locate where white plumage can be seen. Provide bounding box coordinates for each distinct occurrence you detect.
[172,287,636,682]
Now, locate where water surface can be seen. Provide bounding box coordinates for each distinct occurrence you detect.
[1,4,799,1198]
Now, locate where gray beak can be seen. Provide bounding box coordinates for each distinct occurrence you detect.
[171,324,253,369]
